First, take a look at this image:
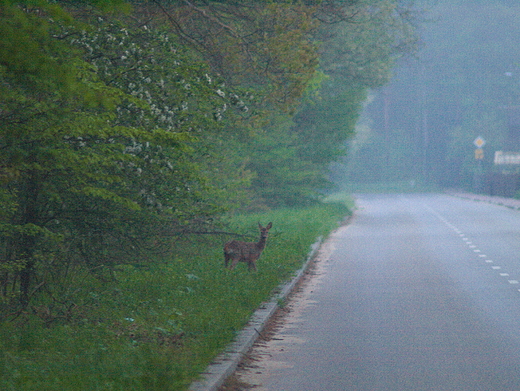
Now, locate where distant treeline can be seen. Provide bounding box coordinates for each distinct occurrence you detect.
[346,0,520,189]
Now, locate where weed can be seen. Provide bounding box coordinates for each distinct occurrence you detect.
[0,202,349,390]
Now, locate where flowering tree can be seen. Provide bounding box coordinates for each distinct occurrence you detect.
[0,0,419,306]
[0,0,250,307]
[145,0,320,112]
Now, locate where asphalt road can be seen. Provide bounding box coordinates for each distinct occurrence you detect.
[236,193,520,391]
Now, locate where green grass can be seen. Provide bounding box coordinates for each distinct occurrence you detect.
[341,180,440,194]
[323,192,356,210]
[0,201,350,390]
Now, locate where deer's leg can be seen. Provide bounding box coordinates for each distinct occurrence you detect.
[224,252,230,268]
[230,258,240,270]
[248,260,257,271]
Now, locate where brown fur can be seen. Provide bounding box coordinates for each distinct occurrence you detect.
[224,222,272,271]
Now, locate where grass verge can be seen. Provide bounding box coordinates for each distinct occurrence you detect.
[0,201,350,390]
[341,180,440,194]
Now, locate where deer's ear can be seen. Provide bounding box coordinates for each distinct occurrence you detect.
[266,222,272,229]
[258,222,262,229]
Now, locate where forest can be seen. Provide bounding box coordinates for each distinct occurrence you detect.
[0,0,419,316]
[0,0,418,389]
[344,0,520,193]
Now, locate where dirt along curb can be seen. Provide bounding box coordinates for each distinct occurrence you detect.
[446,190,520,210]
[188,237,324,391]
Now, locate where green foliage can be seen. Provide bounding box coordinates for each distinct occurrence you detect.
[243,114,324,208]
[291,0,419,197]
[153,0,321,112]
[0,0,419,387]
[293,86,367,174]
[0,203,349,390]
[1,0,143,305]
[318,0,419,88]
[0,1,254,306]
[346,124,421,183]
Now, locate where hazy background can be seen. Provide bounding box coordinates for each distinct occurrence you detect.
[337,0,520,194]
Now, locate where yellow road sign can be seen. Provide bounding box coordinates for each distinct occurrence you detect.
[474,136,486,148]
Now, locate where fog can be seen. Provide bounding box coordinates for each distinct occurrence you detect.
[339,0,520,194]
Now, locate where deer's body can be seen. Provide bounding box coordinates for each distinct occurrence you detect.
[224,222,272,271]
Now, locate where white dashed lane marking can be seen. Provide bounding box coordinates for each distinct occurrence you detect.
[425,203,520,292]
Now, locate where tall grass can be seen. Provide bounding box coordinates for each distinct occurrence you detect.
[341,180,440,194]
[0,202,350,390]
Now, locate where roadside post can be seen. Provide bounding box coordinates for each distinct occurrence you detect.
[473,136,485,192]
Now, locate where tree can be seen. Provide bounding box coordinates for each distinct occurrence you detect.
[0,0,247,307]
[141,0,321,112]
[291,0,420,194]
[0,0,421,306]
[0,0,140,305]
[358,0,520,188]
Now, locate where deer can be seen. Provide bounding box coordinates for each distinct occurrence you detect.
[224,222,273,271]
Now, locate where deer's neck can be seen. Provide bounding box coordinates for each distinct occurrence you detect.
[256,236,267,250]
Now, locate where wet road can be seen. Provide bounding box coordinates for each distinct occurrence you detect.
[237,193,520,391]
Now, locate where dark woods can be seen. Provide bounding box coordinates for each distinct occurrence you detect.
[0,0,418,310]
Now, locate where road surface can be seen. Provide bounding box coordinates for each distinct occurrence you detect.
[232,193,520,391]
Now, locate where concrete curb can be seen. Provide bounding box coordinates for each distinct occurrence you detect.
[446,190,520,210]
[188,237,323,391]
